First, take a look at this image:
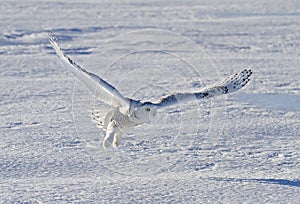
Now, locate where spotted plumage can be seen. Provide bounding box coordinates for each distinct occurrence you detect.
[49,32,252,149]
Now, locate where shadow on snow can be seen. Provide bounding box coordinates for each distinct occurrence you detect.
[210,177,300,187]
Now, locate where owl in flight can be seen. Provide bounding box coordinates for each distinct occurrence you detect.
[49,32,252,149]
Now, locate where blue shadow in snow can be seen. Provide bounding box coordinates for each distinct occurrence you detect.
[235,93,300,112]
[210,177,300,187]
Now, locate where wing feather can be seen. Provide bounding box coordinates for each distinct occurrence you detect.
[49,32,130,111]
[154,69,252,108]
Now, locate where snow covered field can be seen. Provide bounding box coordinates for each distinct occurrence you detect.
[1,0,299,203]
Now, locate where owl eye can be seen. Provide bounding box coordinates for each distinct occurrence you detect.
[145,107,151,112]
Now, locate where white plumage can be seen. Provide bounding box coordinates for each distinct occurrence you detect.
[49,32,252,149]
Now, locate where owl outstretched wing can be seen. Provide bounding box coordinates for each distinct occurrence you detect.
[49,32,131,113]
[154,69,252,108]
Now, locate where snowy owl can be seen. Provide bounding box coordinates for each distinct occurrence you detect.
[49,32,252,149]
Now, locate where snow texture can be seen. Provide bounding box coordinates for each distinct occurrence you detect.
[1,0,299,203]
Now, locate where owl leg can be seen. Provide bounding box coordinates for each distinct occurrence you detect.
[112,132,122,148]
[103,121,118,148]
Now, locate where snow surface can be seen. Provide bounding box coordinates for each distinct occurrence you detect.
[1,0,300,203]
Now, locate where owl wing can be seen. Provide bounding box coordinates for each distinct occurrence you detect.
[49,32,131,113]
[154,69,252,108]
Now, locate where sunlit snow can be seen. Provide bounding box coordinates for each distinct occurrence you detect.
[1,0,299,203]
